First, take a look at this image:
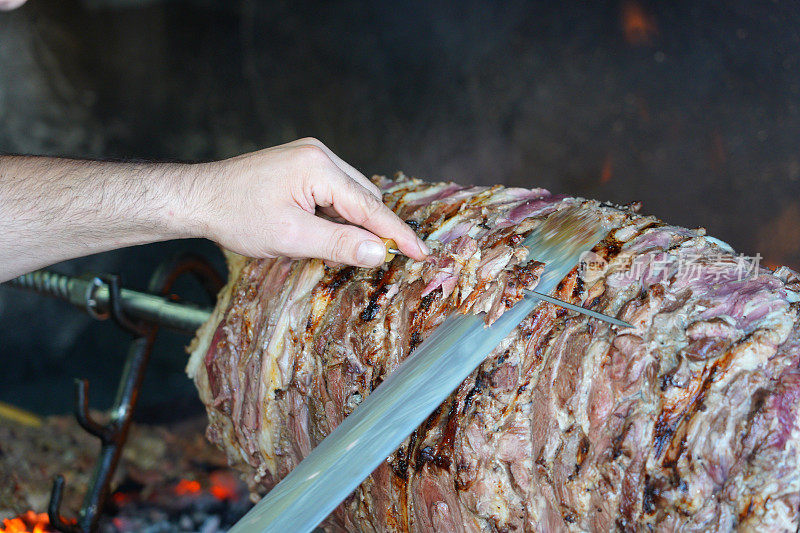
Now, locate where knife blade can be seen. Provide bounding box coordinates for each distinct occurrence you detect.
[230,209,610,533]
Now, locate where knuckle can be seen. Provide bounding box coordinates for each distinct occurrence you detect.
[297,136,325,149]
[293,143,328,165]
[328,226,354,261]
[355,192,383,224]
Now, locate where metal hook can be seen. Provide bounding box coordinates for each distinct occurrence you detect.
[43,252,224,533]
[73,379,113,443]
[48,476,79,533]
[99,274,151,337]
[146,251,225,298]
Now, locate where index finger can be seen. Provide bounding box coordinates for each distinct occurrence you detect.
[312,171,429,260]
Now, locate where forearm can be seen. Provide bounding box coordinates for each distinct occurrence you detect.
[0,139,427,282]
[0,155,198,281]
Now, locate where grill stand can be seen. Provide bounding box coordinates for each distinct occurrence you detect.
[42,254,224,533]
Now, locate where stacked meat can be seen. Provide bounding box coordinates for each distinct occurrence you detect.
[188,174,800,531]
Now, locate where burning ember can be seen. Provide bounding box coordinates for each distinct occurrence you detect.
[1,414,254,533]
[2,472,253,533]
[0,511,54,533]
[165,474,239,501]
[102,471,252,532]
[173,479,201,496]
[208,472,238,501]
[620,0,658,46]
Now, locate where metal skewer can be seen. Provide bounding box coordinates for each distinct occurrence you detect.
[526,291,632,328]
[380,238,632,329]
[7,269,214,335]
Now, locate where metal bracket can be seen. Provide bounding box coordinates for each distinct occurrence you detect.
[46,252,223,533]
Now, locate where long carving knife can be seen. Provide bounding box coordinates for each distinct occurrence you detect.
[230,209,617,533]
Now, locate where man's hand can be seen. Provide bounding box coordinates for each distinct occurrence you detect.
[0,139,428,282]
[191,138,429,267]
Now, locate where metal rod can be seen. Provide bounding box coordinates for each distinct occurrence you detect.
[94,285,211,333]
[527,291,633,328]
[6,270,213,334]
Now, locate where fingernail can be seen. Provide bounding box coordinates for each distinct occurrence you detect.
[357,240,385,266]
[418,239,431,255]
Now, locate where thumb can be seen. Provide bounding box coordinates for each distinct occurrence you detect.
[285,209,387,267]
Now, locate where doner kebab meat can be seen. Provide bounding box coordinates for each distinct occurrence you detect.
[187,173,800,531]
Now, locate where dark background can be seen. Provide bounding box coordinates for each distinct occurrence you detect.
[1,0,799,417]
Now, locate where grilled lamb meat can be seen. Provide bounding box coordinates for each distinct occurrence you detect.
[188,173,800,532]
